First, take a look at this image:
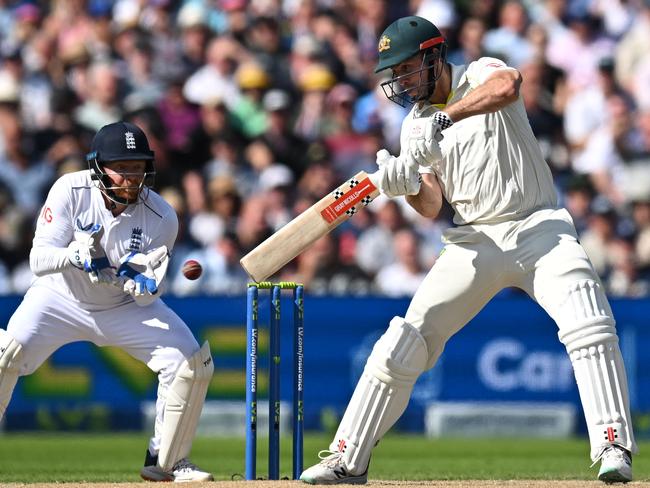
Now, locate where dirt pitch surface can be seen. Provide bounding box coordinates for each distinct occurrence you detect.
[4,481,650,488]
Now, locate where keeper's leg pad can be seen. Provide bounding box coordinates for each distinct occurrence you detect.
[0,329,23,420]
[330,317,428,473]
[557,280,637,459]
[157,341,213,470]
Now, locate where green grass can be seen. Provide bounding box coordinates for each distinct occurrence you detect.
[0,433,648,482]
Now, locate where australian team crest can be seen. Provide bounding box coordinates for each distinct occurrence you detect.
[378,35,391,52]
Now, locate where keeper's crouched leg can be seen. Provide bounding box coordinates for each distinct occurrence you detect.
[301,317,428,484]
[140,341,214,482]
[0,329,23,421]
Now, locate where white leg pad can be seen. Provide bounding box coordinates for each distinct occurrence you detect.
[0,329,23,420]
[329,317,428,473]
[557,280,637,460]
[158,341,213,470]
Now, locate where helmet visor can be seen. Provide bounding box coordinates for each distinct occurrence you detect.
[380,43,446,107]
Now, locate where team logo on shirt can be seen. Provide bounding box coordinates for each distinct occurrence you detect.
[129,227,143,252]
[125,131,136,149]
[378,35,391,52]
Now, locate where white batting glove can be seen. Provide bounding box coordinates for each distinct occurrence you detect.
[374,149,421,198]
[67,224,112,284]
[406,111,452,167]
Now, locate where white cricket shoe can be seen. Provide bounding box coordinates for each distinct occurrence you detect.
[300,450,368,485]
[596,445,632,483]
[140,456,214,482]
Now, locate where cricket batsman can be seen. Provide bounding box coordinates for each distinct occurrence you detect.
[300,16,637,484]
[0,121,214,482]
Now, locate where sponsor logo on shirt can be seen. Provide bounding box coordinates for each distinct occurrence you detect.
[76,219,98,232]
[40,206,52,223]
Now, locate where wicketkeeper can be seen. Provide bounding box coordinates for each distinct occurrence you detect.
[0,121,214,482]
[300,16,637,484]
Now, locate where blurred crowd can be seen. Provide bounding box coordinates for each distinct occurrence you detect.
[0,0,649,297]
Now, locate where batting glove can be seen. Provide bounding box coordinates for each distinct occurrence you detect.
[67,223,112,283]
[374,149,421,198]
[406,111,452,167]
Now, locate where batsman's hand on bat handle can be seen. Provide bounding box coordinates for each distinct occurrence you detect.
[67,223,113,284]
[408,111,453,167]
[371,149,421,198]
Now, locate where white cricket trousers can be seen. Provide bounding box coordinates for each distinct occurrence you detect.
[404,207,637,457]
[406,208,604,365]
[6,285,200,455]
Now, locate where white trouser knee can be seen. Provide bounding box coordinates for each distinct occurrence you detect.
[157,341,213,470]
[330,317,428,473]
[0,329,23,421]
[557,280,637,459]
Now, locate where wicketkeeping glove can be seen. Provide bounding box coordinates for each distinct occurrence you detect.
[406,111,452,166]
[67,223,112,284]
[117,246,170,302]
[374,149,421,198]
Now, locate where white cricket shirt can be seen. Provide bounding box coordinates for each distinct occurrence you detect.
[32,170,178,310]
[402,57,558,225]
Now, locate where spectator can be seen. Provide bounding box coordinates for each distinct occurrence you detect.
[231,61,271,138]
[260,89,310,178]
[183,35,243,109]
[580,197,619,278]
[74,60,122,131]
[482,0,534,68]
[287,233,373,296]
[374,228,427,297]
[356,199,407,277]
[0,110,55,215]
[447,17,487,65]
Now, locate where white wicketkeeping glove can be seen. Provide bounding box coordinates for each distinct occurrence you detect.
[406,111,453,167]
[116,246,170,306]
[67,224,113,284]
[374,149,421,198]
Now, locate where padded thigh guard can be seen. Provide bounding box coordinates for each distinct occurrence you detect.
[158,341,213,470]
[557,280,637,459]
[330,317,428,473]
[0,329,23,420]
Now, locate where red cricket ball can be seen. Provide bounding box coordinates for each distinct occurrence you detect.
[182,259,203,280]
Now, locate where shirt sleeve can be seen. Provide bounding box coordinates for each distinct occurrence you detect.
[32,176,75,249]
[29,176,75,276]
[152,206,179,253]
[464,57,518,88]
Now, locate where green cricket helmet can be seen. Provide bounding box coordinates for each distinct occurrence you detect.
[375,16,447,106]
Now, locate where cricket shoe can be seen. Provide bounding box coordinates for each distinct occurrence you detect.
[596,445,632,483]
[300,450,368,485]
[140,450,214,482]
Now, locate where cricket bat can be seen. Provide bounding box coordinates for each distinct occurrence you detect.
[240,170,380,282]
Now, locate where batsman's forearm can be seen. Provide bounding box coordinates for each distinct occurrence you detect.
[406,173,443,219]
[29,246,71,276]
[445,69,521,122]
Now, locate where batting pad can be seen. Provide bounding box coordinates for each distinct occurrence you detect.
[0,329,23,420]
[330,317,428,473]
[158,341,213,470]
[557,280,637,459]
